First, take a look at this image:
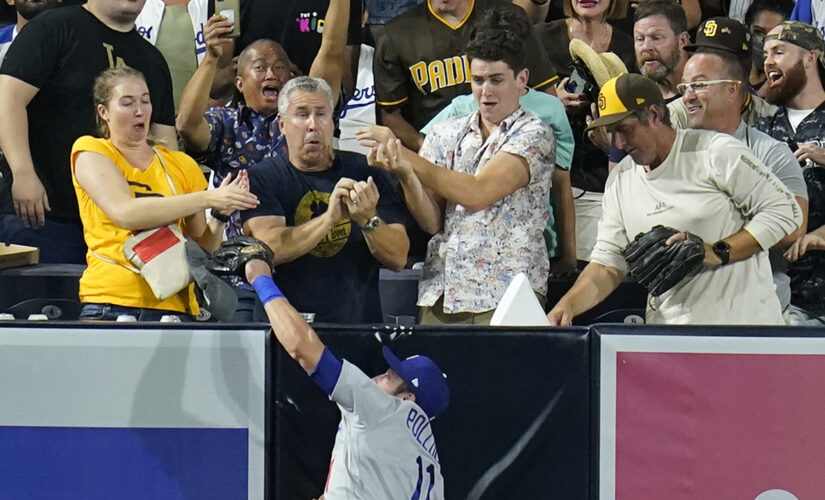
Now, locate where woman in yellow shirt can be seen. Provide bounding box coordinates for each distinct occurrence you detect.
[71,66,259,321]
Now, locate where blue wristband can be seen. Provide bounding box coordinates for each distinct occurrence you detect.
[252,275,284,305]
[310,347,343,396]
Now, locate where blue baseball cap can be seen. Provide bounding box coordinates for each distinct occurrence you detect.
[382,346,450,420]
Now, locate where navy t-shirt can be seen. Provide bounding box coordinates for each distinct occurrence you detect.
[241,151,405,324]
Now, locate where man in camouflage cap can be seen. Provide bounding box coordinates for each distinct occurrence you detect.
[766,20,825,63]
[761,20,825,106]
[757,20,825,325]
[757,20,825,165]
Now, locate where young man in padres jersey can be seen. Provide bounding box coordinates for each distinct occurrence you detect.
[374,0,558,151]
[242,258,450,500]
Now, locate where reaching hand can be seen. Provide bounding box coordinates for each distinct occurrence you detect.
[546,303,574,326]
[204,13,235,59]
[557,78,589,111]
[12,170,50,228]
[342,176,380,227]
[208,170,259,213]
[356,125,397,149]
[367,138,414,179]
[794,141,825,166]
[586,102,611,153]
[784,231,825,262]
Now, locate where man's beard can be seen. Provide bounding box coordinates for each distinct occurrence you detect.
[639,45,682,83]
[15,0,59,21]
[765,59,808,106]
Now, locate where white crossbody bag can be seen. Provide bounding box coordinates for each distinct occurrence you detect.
[91,149,193,301]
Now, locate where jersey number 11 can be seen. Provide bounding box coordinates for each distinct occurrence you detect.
[411,455,435,500]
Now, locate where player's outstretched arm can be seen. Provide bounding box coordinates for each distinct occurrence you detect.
[547,261,624,326]
[245,259,325,374]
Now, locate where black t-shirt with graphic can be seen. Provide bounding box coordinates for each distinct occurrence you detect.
[0,6,174,221]
[237,0,363,76]
[241,151,405,324]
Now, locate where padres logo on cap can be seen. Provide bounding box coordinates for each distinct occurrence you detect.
[704,20,717,37]
[598,94,606,111]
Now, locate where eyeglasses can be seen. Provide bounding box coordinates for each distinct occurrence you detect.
[676,79,741,95]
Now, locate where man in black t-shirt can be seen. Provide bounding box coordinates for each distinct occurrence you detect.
[374,0,558,152]
[0,0,175,264]
[240,76,409,324]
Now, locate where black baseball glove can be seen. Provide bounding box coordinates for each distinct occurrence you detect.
[622,225,706,297]
[206,235,275,278]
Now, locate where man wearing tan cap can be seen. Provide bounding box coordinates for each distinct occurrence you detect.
[546,73,802,325]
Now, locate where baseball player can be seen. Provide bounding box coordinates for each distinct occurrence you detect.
[216,240,450,499]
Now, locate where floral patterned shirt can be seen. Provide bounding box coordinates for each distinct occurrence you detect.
[418,107,555,313]
[197,102,287,239]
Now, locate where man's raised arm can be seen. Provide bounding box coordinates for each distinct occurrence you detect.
[177,14,234,154]
[308,0,350,106]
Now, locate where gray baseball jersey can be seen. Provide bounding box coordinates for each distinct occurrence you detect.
[323,360,445,500]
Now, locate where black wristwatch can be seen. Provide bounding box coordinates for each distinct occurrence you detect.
[712,240,731,266]
[360,215,381,232]
[212,210,232,223]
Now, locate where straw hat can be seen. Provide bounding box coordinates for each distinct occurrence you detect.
[568,38,628,88]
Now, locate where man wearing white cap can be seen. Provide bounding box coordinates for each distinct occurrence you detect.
[547,73,802,325]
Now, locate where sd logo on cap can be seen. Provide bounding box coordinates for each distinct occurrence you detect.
[586,73,664,131]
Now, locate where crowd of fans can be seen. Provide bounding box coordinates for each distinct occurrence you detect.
[1,0,824,327]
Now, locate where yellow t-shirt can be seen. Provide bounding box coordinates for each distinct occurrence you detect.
[71,136,208,314]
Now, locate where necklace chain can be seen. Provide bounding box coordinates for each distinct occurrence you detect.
[567,19,611,52]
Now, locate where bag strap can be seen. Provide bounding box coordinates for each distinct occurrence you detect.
[152,147,179,196]
[89,248,141,274]
[88,148,178,274]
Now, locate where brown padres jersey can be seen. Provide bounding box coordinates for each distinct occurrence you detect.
[374,0,558,130]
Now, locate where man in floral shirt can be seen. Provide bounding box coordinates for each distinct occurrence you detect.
[364,9,555,325]
[176,0,351,240]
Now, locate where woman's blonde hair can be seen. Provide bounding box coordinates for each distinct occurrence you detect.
[563,0,628,21]
[93,66,160,145]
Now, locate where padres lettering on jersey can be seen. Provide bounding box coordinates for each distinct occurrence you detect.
[409,55,471,95]
[374,0,557,129]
